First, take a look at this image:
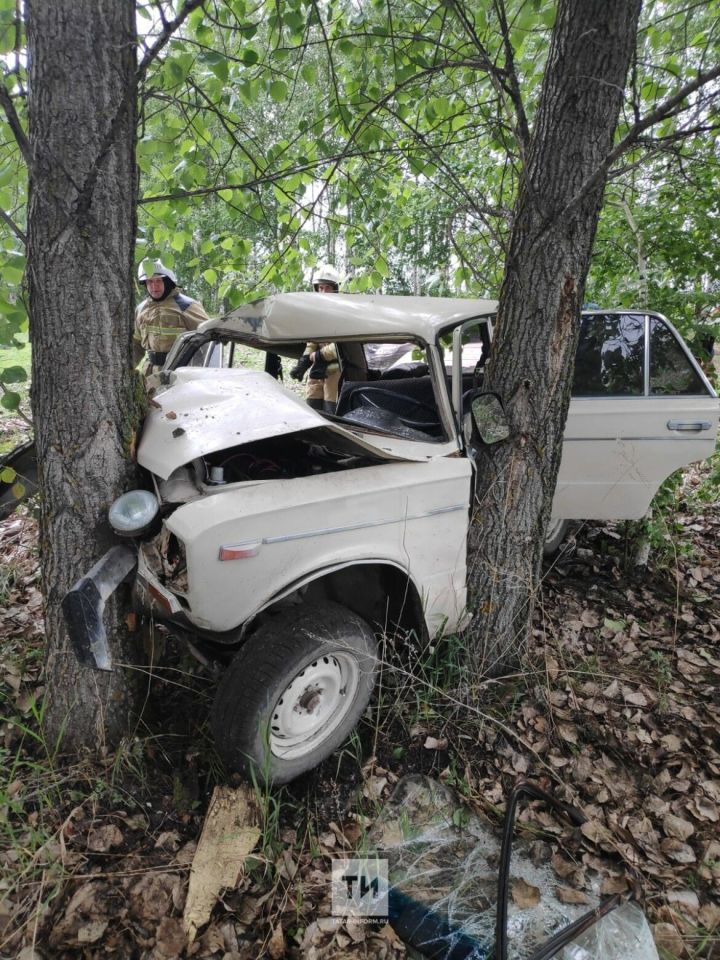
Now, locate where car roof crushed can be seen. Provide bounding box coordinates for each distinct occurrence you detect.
[201,292,499,344]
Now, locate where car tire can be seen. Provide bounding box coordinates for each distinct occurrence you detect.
[543,518,569,557]
[211,601,378,786]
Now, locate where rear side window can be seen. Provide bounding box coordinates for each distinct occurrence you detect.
[649,318,707,395]
[573,314,645,396]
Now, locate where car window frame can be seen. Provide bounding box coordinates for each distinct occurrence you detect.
[647,313,716,397]
[572,311,716,400]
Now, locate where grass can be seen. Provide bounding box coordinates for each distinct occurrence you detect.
[0,330,30,375]
[0,332,31,454]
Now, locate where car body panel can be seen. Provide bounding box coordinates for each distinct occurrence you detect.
[202,291,498,345]
[138,367,438,479]
[554,395,719,519]
[163,457,472,637]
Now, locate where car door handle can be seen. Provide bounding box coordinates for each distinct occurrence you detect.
[666,419,711,432]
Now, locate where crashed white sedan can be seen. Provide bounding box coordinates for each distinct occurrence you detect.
[65,294,718,784]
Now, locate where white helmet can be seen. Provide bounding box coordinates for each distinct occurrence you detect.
[312,263,341,291]
[138,258,178,286]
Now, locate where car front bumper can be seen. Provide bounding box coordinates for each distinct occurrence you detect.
[63,543,194,671]
[62,545,138,671]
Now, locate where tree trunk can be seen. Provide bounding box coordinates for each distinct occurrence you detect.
[27,0,143,748]
[466,0,643,669]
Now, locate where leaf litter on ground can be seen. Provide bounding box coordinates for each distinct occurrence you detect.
[1,467,719,958]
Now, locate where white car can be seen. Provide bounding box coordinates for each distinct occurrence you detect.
[65,294,718,784]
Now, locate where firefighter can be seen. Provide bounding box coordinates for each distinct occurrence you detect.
[133,259,210,379]
[290,264,342,412]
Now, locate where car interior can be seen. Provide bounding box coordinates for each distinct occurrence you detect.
[183,321,493,442]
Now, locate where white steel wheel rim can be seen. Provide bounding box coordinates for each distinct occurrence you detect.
[269,652,360,760]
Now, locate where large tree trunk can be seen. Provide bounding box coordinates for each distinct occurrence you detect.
[466,0,643,669]
[27,0,143,748]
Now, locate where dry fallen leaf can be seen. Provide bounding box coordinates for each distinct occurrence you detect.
[660,838,696,864]
[556,886,590,906]
[76,920,108,944]
[511,878,541,908]
[424,736,448,750]
[268,921,285,959]
[687,796,719,822]
[154,916,187,958]
[550,853,577,879]
[622,687,648,707]
[662,813,694,841]
[346,918,368,943]
[600,875,628,895]
[699,902,720,931]
[653,922,685,958]
[87,823,123,853]
[580,820,613,845]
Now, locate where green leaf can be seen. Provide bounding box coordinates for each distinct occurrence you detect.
[202,268,218,284]
[300,63,316,83]
[0,390,20,410]
[269,80,288,103]
[374,255,389,278]
[0,465,15,483]
[0,365,26,383]
[210,59,229,83]
[218,189,234,202]
[241,47,259,65]
[283,10,304,32]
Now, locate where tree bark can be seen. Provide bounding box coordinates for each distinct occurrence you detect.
[27,0,143,748]
[466,0,643,669]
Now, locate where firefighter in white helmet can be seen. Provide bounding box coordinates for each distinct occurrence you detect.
[290,264,342,412]
[133,258,210,378]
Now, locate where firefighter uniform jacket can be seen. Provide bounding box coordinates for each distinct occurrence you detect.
[301,340,340,402]
[134,288,209,370]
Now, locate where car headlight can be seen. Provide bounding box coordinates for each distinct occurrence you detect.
[109,490,159,537]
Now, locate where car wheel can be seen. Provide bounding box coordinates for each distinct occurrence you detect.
[211,601,378,786]
[543,518,569,557]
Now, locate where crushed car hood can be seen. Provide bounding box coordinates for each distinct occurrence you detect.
[138,367,427,479]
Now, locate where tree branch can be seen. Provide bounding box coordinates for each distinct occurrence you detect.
[75,0,207,222]
[492,0,531,158]
[562,64,720,217]
[0,204,26,244]
[137,0,207,82]
[0,82,29,165]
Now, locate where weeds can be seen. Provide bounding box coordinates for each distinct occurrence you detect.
[0,559,19,605]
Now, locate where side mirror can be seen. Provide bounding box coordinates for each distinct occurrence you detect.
[467,393,510,445]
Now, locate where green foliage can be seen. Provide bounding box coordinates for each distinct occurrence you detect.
[0,0,718,380]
